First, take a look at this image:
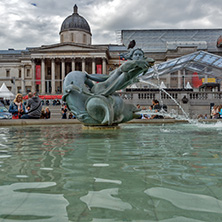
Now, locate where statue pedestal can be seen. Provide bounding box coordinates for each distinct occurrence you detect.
[82,125,120,130]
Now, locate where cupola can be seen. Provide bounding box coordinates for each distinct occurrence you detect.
[60,4,92,45]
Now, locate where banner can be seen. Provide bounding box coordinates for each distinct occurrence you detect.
[96,65,102,74]
[35,65,41,85]
[202,78,216,83]
[192,72,202,88]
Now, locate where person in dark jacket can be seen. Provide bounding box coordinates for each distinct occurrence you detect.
[21,92,42,119]
[150,99,164,119]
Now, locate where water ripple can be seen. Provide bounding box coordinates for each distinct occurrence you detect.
[80,188,132,211]
[145,187,222,214]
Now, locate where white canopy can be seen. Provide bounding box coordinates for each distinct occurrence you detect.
[185,81,193,89]
[0,83,14,99]
[129,84,138,89]
[160,81,167,89]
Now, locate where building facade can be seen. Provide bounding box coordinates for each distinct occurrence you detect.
[1,4,222,95]
[121,29,222,89]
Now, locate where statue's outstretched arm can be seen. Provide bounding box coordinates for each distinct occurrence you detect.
[120,60,149,72]
[85,73,109,82]
[100,65,149,96]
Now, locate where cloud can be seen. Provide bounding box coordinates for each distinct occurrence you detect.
[84,0,222,44]
[0,0,222,49]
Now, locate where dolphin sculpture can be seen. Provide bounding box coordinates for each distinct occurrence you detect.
[62,48,154,126]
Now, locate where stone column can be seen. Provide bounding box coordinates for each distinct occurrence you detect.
[61,58,65,93]
[21,65,25,94]
[31,59,35,92]
[178,70,182,88]
[82,58,85,72]
[51,58,56,94]
[61,59,65,80]
[72,58,75,71]
[92,58,96,74]
[41,58,46,94]
[102,57,107,74]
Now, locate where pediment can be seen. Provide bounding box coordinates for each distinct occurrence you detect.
[33,43,107,52]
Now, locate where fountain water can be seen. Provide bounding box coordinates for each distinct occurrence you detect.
[138,64,191,121]
[1,122,222,221]
[139,79,190,120]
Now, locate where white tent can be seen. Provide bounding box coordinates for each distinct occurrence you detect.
[185,81,193,89]
[0,83,14,99]
[160,81,167,89]
[129,84,138,89]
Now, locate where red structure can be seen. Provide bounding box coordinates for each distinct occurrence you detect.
[192,72,202,88]
[23,95,62,100]
[35,65,41,85]
[217,35,222,48]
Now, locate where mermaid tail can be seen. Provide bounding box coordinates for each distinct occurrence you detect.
[86,96,114,125]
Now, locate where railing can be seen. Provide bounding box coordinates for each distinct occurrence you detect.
[189,92,208,100]
[213,93,222,99]
[119,90,222,106]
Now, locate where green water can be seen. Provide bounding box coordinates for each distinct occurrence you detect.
[0,123,222,222]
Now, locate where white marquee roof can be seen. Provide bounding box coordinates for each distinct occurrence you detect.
[142,51,222,80]
[0,83,14,99]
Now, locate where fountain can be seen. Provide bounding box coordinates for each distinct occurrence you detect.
[62,48,155,127]
[62,46,194,126]
[1,49,222,222]
[139,79,190,120]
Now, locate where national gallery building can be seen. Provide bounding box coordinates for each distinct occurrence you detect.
[1,4,222,95]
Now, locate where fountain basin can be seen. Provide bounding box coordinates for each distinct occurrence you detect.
[0,122,222,221]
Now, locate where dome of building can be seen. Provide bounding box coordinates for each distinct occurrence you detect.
[60,5,91,35]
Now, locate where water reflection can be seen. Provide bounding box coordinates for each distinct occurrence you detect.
[0,124,221,221]
[0,182,68,222]
[94,178,122,184]
[145,187,222,213]
[80,188,132,211]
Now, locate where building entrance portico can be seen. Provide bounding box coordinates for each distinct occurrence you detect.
[31,47,108,94]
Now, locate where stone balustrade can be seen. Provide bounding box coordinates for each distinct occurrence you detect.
[119,90,222,118]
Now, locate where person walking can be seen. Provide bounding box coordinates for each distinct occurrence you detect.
[21,92,42,119]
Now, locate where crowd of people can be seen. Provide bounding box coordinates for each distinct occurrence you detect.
[7,93,222,121]
[211,105,222,119]
[8,92,49,120]
[60,103,76,119]
[7,93,166,121]
[7,92,77,120]
[136,99,167,119]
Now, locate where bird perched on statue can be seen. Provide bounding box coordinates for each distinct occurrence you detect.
[127,40,136,49]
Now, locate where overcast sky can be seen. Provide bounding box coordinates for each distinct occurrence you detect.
[0,0,222,50]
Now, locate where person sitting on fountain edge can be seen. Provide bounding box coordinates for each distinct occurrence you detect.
[150,99,164,119]
[21,92,42,119]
